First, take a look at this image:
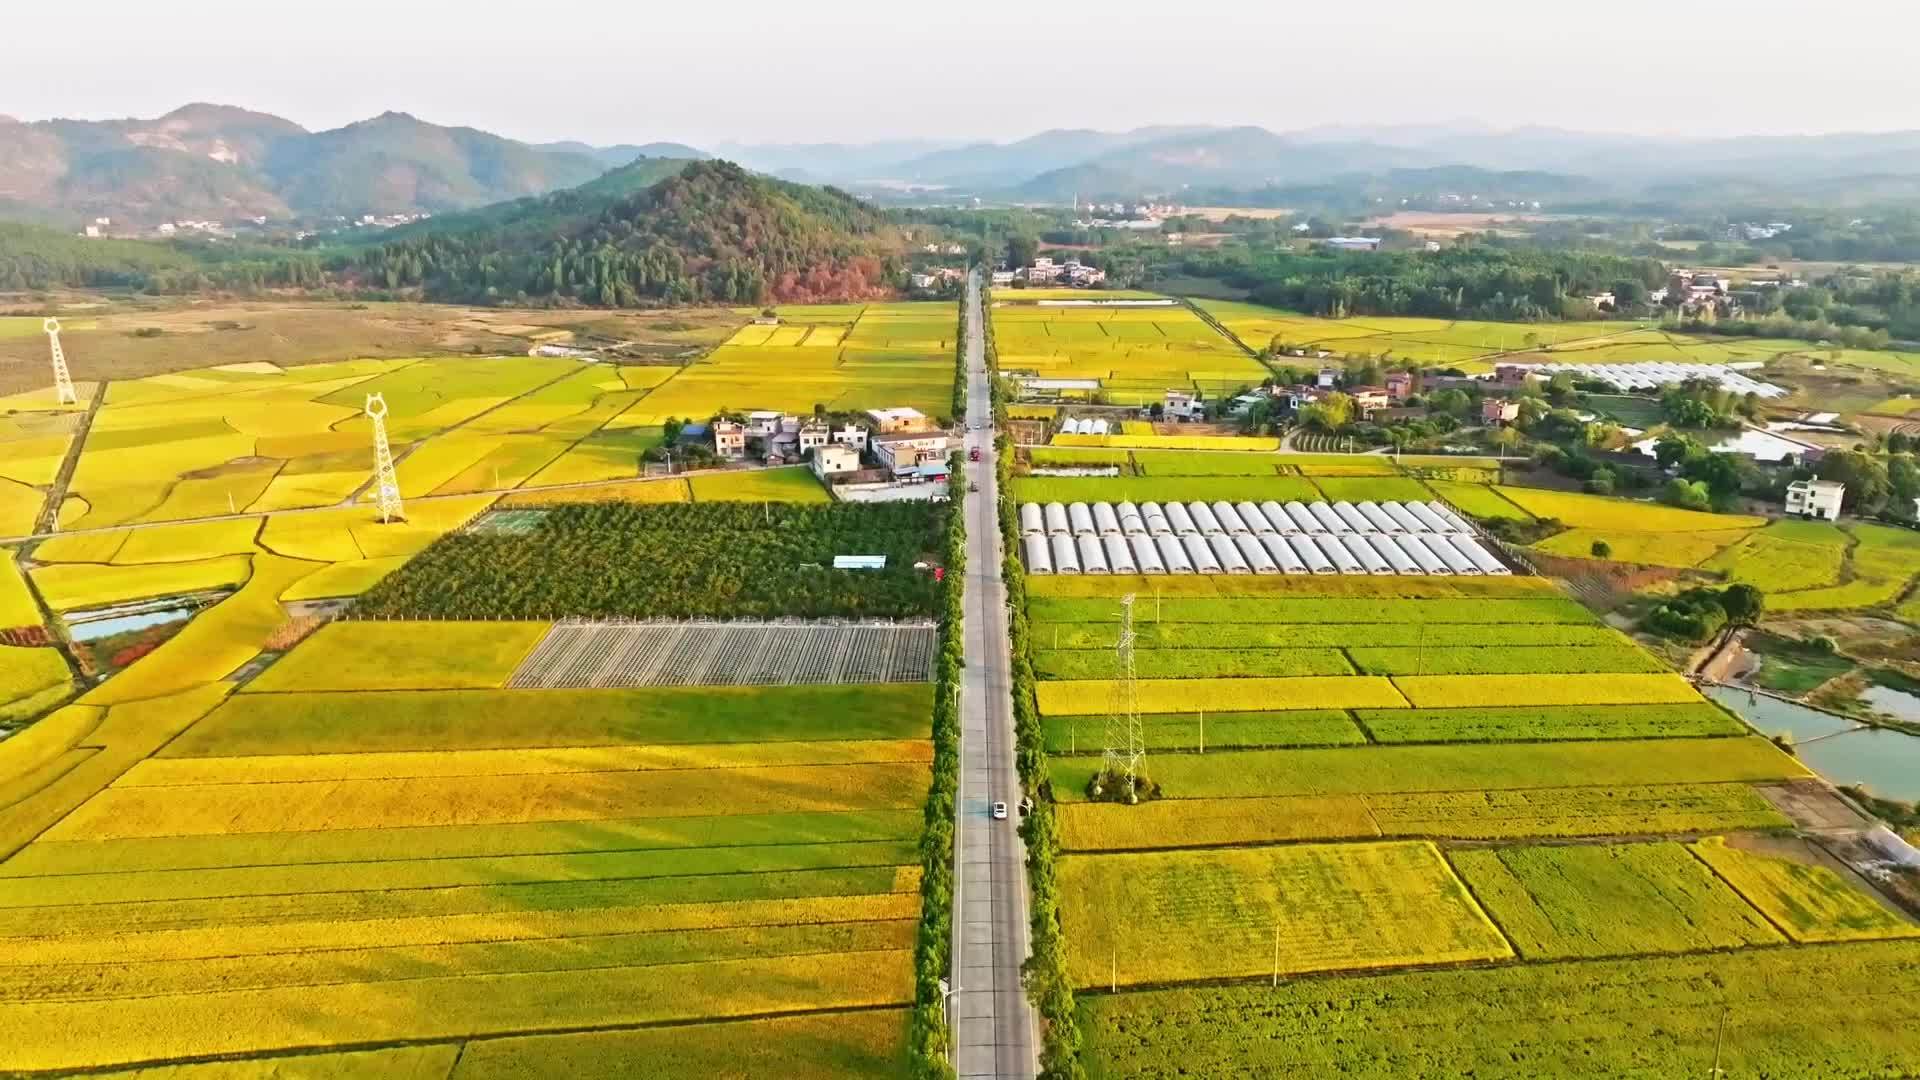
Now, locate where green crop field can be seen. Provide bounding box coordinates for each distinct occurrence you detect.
[1450,842,1782,958]
[1058,842,1510,985]
[1076,940,1920,1078]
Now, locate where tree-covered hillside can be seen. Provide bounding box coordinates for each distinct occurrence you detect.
[353,160,906,305]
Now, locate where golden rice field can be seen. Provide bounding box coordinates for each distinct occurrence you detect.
[0,595,930,1073]
[3,301,931,536]
[607,302,957,427]
[992,297,1268,404]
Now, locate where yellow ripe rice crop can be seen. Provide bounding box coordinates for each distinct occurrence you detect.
[1057,795,1379,852]
[0,553,43,626]
[0,892,922,967]
[245,621,549,692]
[1058,842,1511,986]
[0,646,71,721]
[1391,672,1702,708]
[28,529,130,564]
[0,840,917,908]
[454,1010,908,1080]
[116,740,933,786]
[1533,528,1753,568]
[277,556,410,601]
[110,518,260,564]
[45,762,935,839]
[0,479,42,538]
[1035,676,1406,715]
[30,555,252,611]
[1494,487,1765,532]
[1692,837,1920,942]
[79,557,309,707]
[66,1046,460,1079]
[0,951,914,1073]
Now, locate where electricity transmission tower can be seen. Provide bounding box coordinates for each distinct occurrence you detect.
[1101,593,1146,801]
[366,393,405,523]
[43,319,76,406]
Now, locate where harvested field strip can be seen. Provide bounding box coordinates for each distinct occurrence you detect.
[0,893,922,966]
[244,621,550,692]
[1043,710,1364,754]
[1029,595,1591,624]
[1,810,924,876]
[0,920,917,1003]
[0,840,918,908]
[1074,940,1920,1078]
[1449,842,1782,959]
[1392,672,1702,708]
[170,684,934,756]
[1056,783,1789,851]
[1348,645,1668,676]
[1036,676,1406,716]
[0,865,920,939]
[44,762,935,839]
[1357,702,1745,742]
[450,1009,908,1079]
[1692,836,1920,942]
[1048,738,1804,800]
[0,950,915,1073]
[1058,842,1511,986]
[121,740,932,786]
[1032,621,1626,650]
[1033,647,1353,680]
[508,622,936,688]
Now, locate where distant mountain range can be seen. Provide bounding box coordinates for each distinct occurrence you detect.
[0,105,621,227]
[9,104,1920,228]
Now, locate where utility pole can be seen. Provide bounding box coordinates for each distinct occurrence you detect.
[1709,1007,1728,1079]
[1272,923,1280,987]
[44,319,77,406]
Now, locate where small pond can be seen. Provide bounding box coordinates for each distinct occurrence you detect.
[1709,685,1920,802]
[65,604,197,643]
[1860,685,1920,725]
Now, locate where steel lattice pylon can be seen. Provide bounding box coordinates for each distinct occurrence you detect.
[44,318,76,406]
[366,393,405,523]
[1101,593,1146,799]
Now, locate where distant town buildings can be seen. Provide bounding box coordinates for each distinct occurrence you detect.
[1322,237,1383,252]
[1012,257,1106,288]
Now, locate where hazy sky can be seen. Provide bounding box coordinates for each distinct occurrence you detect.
[6,0,1914,145]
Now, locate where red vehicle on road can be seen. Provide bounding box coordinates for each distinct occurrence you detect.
[968,447,982,462]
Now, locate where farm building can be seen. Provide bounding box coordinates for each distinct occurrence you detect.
[1785,479,1845,521]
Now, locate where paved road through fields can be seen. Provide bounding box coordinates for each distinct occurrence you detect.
[954,269,1039,1079]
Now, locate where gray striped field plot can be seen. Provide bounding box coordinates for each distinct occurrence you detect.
[508,620,938,688]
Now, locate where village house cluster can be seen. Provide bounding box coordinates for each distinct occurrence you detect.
[689,405,953,485]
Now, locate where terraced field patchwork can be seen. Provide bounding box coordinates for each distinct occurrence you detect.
[1033,647,1352,680]
[1058,842,1510,985]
